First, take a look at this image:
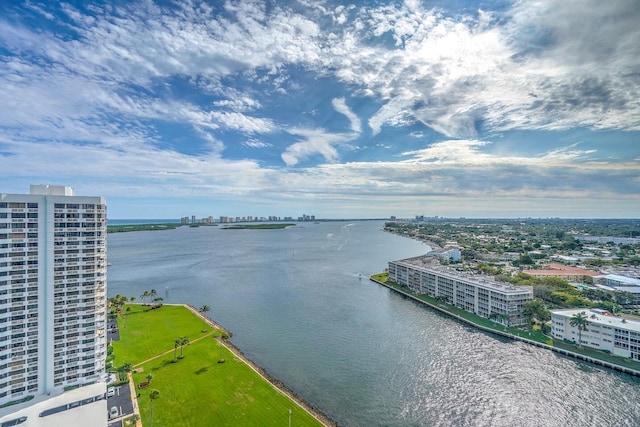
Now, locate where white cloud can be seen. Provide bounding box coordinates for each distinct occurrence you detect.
[281,128,351,166]
[243,139,271,149]
[0,1,638,218]
[207,111,275,134]
[331,97,362,133]
[326,0,640,136]
[212,96,262,112]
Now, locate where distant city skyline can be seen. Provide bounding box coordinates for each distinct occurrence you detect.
[182,213,316,223]
[1,1,639,219]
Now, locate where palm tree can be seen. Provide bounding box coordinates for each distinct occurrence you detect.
[123,306,131,327]
[178,336,190,359]
[127,414,140,426]
[217,340,225,364]
[149,289,157,302]
[499,313,510,327]
[435,295,448,304]
[173,338,181,362]
[199,305,211,331]
[570,312,589,348]
[149,389,160,427]
[152,296,163,309]
[140,290,150,305]
[118,362,132,382]
[109,294,128,315]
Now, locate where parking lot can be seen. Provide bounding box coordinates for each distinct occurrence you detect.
[107,318,120,342]
[106,383,134,426]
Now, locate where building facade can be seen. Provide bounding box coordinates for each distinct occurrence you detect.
[0,185,107,409]
[521,263,601,284]
[426,247,461,263]
[388,256,533,326]
[550,308,640,360]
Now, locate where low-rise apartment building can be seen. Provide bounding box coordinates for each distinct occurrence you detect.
[388,256,533,326]
[550,308,640,360]
[521,263,601,283]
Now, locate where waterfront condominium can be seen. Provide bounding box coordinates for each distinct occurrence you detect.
[550,308,640,360]
[388,256,533,326]
[0,185,108,426]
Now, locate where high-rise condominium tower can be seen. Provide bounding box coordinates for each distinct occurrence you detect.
[0,185,107,408]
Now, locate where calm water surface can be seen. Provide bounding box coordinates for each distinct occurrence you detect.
[107,221,640,426]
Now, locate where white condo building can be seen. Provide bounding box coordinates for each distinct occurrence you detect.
[388,256,533,326]
[550,308,640,360]
[0,185,108,426]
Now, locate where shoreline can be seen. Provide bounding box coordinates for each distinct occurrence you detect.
[369,277,640,378]
[184,304,338,427]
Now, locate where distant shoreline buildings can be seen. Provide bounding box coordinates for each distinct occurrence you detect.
[181,213,316,225]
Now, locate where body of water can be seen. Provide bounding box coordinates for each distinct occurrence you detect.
[107,221,640,426]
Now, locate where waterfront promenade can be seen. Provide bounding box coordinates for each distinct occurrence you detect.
[370,275,640,378]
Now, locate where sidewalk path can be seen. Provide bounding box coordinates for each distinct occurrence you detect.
[132,330,214,368]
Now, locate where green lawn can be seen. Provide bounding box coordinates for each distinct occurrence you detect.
[112,304,212,366]
[113,304,324,427]
[133,337,321,426]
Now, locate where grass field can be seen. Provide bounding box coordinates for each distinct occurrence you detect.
[113,304,324,427]
[112,305,212,366]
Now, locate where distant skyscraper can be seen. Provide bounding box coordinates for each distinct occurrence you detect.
[0,185,108,422]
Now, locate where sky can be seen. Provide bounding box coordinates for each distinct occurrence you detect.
[1,0,639,219]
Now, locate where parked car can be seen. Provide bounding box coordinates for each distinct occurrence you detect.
[109,406,118,419]
[107,387,115,398]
